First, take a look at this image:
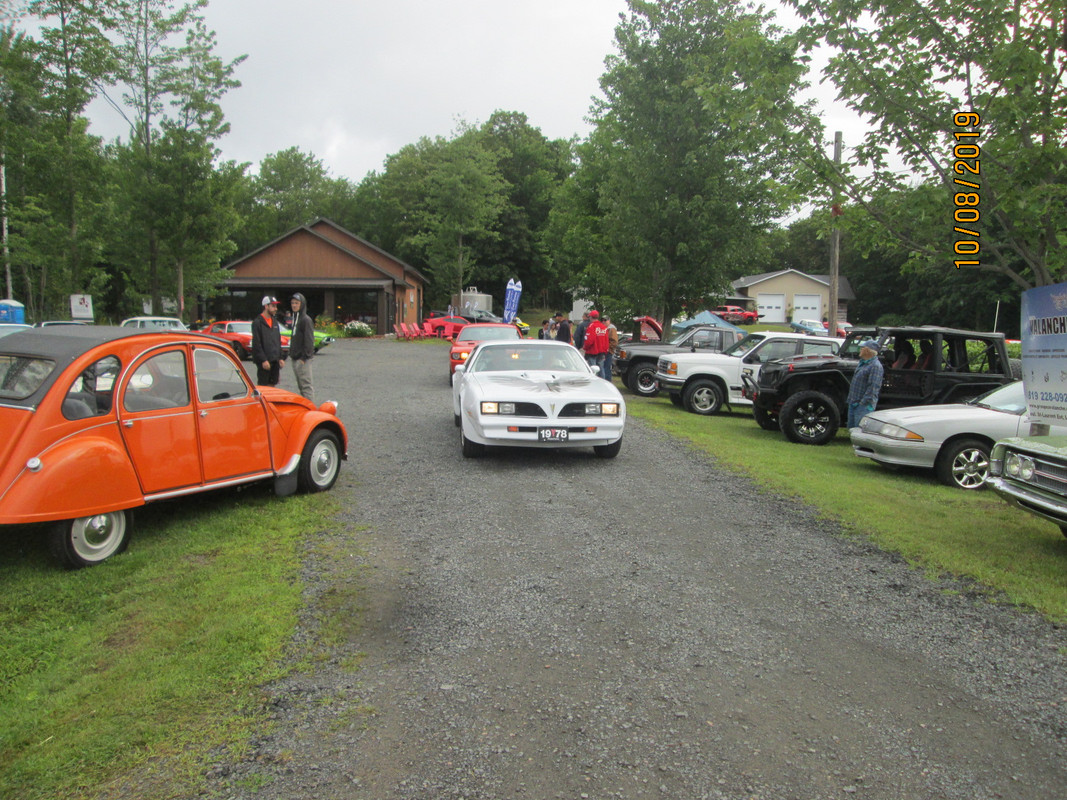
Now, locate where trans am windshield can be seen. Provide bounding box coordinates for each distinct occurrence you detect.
[456,325,519,342]
[0,355,56,400]
[471,345,589,373]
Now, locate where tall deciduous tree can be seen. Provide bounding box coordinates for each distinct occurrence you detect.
[788,0,1067,288]
[552,0,819,324]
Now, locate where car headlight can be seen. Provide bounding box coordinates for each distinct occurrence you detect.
[1005,452,1035,480]
[861,418,923,441]
[480,401,516,415]
[584,402,620,416]
[459,351,470,360]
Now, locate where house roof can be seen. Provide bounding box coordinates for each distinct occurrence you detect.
[223,218,427,289]
[732,269,855,300]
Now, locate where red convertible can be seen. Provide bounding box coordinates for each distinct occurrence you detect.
[0,327,347,567]
[201,319,290,360]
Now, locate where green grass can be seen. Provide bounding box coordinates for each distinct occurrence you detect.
[0,488,339,800]
[624,388,1067,621]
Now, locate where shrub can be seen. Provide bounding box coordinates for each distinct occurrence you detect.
[344,321,374,338]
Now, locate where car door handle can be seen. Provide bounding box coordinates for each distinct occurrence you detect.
[200,410,208,417]
[123,420,134,428]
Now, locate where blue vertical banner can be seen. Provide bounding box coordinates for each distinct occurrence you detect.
[1021,283,1067,423]
[503,279,522,323]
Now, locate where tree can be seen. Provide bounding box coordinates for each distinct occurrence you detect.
[552,0,819,325]
[787,0,1067,288]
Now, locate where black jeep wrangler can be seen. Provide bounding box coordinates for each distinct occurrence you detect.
[743,326,1019,445]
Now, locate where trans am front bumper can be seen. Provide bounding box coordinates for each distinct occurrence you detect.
[462,404,625,448]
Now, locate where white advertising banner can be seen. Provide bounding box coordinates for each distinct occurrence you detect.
[70,294,94,321]
[1021,283,1067,424]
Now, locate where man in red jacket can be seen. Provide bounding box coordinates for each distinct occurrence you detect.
[583,310,610,380]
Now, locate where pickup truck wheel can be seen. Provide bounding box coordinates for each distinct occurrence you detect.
[752,405,779,431]
[627,363,659,397]
[779,390,839,445]
[935,438,990,490]
[683,379,724,415]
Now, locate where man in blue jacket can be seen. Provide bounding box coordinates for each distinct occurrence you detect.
[846,339,884,428]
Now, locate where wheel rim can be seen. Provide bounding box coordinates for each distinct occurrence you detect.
[308,437,339,488]
[951,447,989,489]
[70,512,127,563]
[692,387,718,412]
[635,369,656,393]
[791,400,831,439]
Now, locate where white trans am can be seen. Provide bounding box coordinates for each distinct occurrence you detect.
[452,340,626,458]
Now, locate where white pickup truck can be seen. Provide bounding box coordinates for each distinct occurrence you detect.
[655,331,842,415]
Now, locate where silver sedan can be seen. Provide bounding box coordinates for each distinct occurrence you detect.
[849,381,1067,489]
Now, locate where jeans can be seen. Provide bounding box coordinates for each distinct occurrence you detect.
[847,402,874,429]
[601,353,613,381]
[587,352,607,378]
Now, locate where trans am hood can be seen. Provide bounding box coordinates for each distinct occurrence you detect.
[473,371,622,400]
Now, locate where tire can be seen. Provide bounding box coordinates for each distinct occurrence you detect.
[49,510,131,568]
[935,437,990,490]
[461,428,485,458]
[232,342,246,360]
[454,412,461,428]
[752,404,779,431]
[1009,357,1022,379]
[779,390,840,445]
[669,392,683,407]
[594,438,622,458]
[626,362,659,397]
[298,428,342,492]
[683,379,724,415]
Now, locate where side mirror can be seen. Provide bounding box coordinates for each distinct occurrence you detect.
[454,364,466,376]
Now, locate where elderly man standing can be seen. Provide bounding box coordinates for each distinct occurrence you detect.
[288,292,315,401]
[847,339,884,429]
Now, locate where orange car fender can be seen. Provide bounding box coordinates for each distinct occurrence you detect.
[276,411,348,473]
[0,431,144,525]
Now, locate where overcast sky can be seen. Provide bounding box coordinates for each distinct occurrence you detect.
[66,0,865,184]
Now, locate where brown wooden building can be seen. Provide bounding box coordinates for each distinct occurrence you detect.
[216,219,427,335]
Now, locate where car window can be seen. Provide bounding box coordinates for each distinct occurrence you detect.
[0,355,55,400]
[964,338,1006,374]
[63,355,120,420]
[973,381,1026,414]
[194,348,251,402]
[802,340,838,356]
[691,330,718,348]
[123,350,190,412]
[723,333,766,356]
[472,346,588,373]
[753,340,798,362]
[227,322,251,334]
[457,325,519,342]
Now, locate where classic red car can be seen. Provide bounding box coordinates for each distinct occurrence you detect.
[201,319,290,360]
[449,323,521,380]
[0,327,347,567]
[713,305,759,325]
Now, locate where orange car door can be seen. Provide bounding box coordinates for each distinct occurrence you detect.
[118,347,202,495]
[191,347,272,482]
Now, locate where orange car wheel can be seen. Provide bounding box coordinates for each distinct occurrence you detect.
[298,429,341,492]
[49,510,132,568]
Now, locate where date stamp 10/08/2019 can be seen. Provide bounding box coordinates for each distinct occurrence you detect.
[953,112,981,269]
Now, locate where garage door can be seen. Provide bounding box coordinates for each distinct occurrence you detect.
[793,294,822,319]
[756,293,786,323]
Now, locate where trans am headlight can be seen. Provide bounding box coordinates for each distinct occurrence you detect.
[585,402,620,416]
[1005,452,1035,480]
[480,401,516,415]
[860,418,923,441]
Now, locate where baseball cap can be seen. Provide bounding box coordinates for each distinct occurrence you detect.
[860,339,881,352]
[589,310,599,318]
[261,295,278,306]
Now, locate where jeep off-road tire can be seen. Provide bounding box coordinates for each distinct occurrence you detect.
[779,389,840,445]
[752,404,779,431]
[682,379,724,415]
[627,362,659,397]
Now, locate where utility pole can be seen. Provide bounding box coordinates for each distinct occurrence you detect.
[827,131,842,338]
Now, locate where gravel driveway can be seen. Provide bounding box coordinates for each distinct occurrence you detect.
[206,337,1066,800]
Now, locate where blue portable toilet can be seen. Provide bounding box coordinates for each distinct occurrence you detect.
[0,299,25,324]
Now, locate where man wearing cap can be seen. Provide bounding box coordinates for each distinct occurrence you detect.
[846,339,884,428]
[252,295,285,387]
[553,311,572,345]
[288,292,315,401]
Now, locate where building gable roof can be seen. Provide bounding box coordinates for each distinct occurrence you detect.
[732,269,855,300]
